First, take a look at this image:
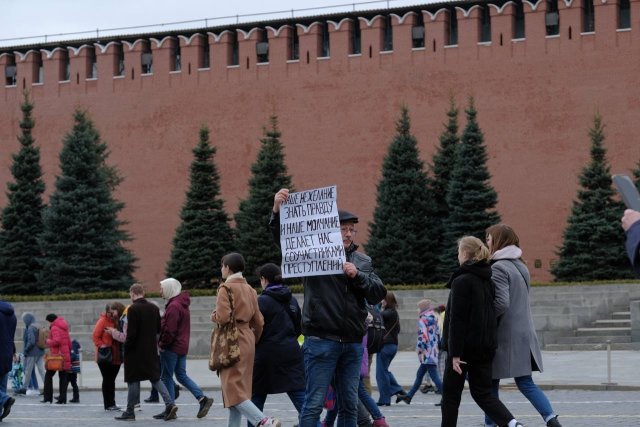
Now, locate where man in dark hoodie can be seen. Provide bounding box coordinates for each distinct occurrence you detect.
[250,263,305,425]
[270,188,387,427]
[0,300,17,421]
[15,313,45,396]
[158,278,213,419]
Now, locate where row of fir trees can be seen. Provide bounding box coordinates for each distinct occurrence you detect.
[0,94,634,295]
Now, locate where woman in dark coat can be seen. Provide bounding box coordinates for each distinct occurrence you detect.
[375,292,406,406]
[440,236,524,427]
[484,224,561,427]
[251,263,305,424]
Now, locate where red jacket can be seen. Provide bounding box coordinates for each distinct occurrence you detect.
[46,317,72,371]
[92,312,122,365]
[158,291,191,355]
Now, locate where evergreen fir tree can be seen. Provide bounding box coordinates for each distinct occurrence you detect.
[365,107,437,284]
[166,126,234,288]
[552,114,633,280]
[38,109,136,294]
[437,97,500,277]
[429,97,460,282]
[0,92,46,295]
[234,116,294,283]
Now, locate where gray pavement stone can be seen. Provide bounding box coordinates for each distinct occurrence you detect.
[4,389,640,426]
[6,350,638,426]
[71,350,640,391]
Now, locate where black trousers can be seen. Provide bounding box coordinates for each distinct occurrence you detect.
[440,356,514,427]
[98,362,121,408]
[44,370,68,403]
[68,372,79,400]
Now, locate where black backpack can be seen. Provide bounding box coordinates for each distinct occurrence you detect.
[366,305,385,354]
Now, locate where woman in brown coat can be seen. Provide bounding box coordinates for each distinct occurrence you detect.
[211,253,280,427]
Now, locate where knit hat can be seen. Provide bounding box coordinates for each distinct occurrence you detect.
[160,278,182,300]
[257,263,282,284]
[417,299,433,312]
[338,210,358,223]
[45,313,57,322]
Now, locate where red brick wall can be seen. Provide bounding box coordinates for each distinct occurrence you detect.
[1,0,639,287]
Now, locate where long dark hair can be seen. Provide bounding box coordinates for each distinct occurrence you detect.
[486,224,520,255]
[383,291,397,310]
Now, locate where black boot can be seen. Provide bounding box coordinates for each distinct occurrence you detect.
[115,411,135,421]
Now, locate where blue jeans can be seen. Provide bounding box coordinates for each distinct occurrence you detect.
[0,372,9,408]
[358,378,382,420]
[250,389,305,427]
[407,363,442,398]
[160,349,204,401]
[484,375,555,426]
[375,343,403,404]
[300,336,362,427]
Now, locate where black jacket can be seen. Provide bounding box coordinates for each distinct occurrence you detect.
[253,284,304,395]
[270,212,387,343]
[442,260,497,362]
[124,298,162,383]
[381,308,400,346]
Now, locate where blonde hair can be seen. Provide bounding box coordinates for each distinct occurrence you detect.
[458,236,491,263]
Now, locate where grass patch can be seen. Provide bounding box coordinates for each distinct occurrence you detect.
[3,280,638,302]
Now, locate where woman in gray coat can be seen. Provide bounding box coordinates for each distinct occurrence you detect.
[484,224,562,427]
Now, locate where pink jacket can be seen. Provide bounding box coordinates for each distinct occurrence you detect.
[46,317,72,371]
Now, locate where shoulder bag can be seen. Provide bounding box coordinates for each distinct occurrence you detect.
[45,353,64,371]
[208,284,241,372]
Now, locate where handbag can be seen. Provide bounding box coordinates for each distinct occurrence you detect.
[208,284,241,372]
[45,354,64,371]
[97,346,112,364]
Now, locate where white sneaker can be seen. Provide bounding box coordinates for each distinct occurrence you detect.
[26,389,39,396]
[258,417,281,427]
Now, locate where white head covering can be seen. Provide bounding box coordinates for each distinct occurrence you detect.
[160,278,182,300]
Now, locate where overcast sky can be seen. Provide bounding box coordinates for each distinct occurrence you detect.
[0,0,427,47]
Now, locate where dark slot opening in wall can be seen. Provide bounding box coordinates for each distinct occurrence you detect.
[480,6,492,42]
[382,15,393,51]
[350,19,361,54]
[545,0,560,36]
[618,0,631,29]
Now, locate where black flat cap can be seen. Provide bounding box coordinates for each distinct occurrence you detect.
[338,210,359,223]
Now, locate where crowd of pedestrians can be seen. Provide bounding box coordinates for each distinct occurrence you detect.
[6,187,619,426]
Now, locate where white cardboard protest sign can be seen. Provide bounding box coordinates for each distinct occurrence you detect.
[279,185,345,278]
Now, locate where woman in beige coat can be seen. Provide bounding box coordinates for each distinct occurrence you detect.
[212,253,281,427]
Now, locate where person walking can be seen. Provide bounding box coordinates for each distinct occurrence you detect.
[270,189,387,427]
[484,224,562,427]
[399,299,443,404]
[0,300,17,422]
[43,313,71,404]
[250,263,305,426]
[440,236,525,427]
[15,313,45,396]
[375,292,405,406]
[67,339,81,403]
[93,303,123,411]
[158,277,214,419]
[114,283,177,421]
[211,253,280,427]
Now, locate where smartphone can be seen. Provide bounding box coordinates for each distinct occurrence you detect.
[612,174,640,211]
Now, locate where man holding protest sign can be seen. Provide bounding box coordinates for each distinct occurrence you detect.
[270,187,387,427]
